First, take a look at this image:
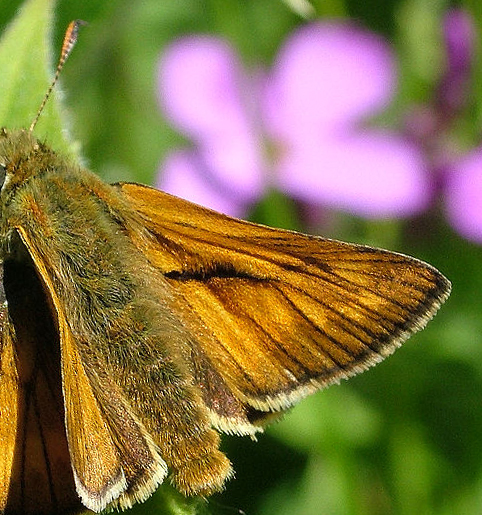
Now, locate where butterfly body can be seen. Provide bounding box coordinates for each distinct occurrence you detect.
[0,129,451,514]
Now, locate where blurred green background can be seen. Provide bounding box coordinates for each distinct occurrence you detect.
[1,0,482,514]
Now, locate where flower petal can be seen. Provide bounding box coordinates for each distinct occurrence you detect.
[158,36,265,200]
[276,131,431,218]
[263,22,397,140]
[439,9,475,112]
[444,9,475,76]
[197,136,265,201]
[159,36,251,139]
[445,149,482,243]
[157,151,249,217]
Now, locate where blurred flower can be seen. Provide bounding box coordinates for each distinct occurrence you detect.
[446,150,482,243]
[157,22,429,218]
[438,8,475,114]
[405,8,479,243]
[157,10,481,244]
[439,9,479,244]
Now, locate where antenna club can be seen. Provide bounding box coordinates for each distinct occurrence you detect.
[29,20,87,133]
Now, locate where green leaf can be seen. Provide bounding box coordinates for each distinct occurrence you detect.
[0,0,76,156]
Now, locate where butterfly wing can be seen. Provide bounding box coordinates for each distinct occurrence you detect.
[12,227,169,513]
[0,273,17,513]
[0,260,83,515]
[117,183,451,432]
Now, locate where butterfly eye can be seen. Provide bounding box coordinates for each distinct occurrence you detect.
[0,165,6,189]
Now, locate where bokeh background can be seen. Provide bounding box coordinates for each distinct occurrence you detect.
[1,0,482,514]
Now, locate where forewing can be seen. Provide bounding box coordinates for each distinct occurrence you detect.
[0,261,82,515]
[15,227,168,513]
[0,266,20,513]
[118,183,451,416]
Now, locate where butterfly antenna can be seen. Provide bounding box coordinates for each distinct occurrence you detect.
[29,19,86,133]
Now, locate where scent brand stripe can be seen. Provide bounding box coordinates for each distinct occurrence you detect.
[156,223,434,323]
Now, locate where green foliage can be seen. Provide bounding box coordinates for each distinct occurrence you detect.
[0,0,75,155]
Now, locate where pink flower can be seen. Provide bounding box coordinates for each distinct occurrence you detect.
[157,22,429,219]
[405,9,479,243]
[446,150,482,242]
